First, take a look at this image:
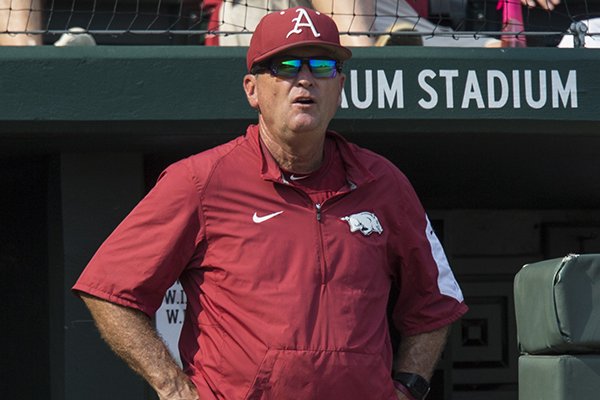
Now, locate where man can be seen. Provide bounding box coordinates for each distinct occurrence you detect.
[73,7,467,400]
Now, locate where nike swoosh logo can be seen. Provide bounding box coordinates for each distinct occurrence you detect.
[252,211,284,223]
[290,174,309,181]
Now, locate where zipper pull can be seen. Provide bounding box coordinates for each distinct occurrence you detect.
[315,203,322,221]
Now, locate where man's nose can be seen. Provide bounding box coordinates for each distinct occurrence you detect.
[296,64,314,84]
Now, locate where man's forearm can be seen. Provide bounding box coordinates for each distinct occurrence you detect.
[395,325,450,380]
[393,326,450,399]
[80,293,198,400]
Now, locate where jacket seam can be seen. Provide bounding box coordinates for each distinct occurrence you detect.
[186,136,250,250]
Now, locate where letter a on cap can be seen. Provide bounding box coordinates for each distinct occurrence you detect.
[286,8,321,39]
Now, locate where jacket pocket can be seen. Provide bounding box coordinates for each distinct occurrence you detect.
[244,348,397,400]
[244,349,280,400]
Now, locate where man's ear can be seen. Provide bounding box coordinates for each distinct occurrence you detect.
[243,74,259,109]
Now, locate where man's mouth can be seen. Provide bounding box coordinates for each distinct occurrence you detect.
[294,97,315,105]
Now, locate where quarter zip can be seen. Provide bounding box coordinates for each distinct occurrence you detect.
[314,202,327,284]
[273,183,356,285]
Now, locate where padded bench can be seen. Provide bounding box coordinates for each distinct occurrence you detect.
[514,254,600,399]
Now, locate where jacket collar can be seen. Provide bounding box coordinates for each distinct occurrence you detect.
[245,124,375,187]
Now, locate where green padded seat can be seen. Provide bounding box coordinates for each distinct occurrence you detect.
[519,355,600,400]
[514,254,600,354]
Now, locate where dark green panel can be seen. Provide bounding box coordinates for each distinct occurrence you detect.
[0,157,49,399]
[0,46,249,122]
[60,153,148,399]
[0,46,598,126]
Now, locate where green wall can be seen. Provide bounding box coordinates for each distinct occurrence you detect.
[0,46,598,139]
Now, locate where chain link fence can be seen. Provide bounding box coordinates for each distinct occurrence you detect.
[0,0,598,46]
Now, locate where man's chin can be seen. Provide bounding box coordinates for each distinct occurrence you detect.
[288,116,323,133]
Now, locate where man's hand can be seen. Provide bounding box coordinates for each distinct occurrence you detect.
[521,0,561,10]
[394,382,416,400]
[395,389,411,399]
[155,379,199,400]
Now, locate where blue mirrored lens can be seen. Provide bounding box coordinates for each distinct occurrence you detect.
[271,58,338,78]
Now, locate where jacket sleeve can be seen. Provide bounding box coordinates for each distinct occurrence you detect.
[72,160,205,317]
[389,173,468,336]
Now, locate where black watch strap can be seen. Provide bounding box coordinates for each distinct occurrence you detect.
[394,372,431,400]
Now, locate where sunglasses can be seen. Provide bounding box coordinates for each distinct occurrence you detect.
[252,57,342,79]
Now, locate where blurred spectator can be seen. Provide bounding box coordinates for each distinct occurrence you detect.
[0,0,43,45]
[207,0,501,47]
[312,0,501,47]
[203,0,224,46]
[208,1,312,46]
[522,0,561,10]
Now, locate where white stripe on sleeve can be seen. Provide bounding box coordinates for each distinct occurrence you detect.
[425,216,464,302]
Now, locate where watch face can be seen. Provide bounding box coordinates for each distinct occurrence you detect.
[407,381,428,399]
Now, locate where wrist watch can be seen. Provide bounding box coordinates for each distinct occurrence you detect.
[393,372,431,400]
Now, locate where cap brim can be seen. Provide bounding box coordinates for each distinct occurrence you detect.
[252,41,352,67]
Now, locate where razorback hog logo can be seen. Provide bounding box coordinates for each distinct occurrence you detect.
[341,212,383,236]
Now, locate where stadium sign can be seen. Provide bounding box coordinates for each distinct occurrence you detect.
[341,68,578,111]
[0,46,598,127]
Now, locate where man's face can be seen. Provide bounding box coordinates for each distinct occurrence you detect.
[244,47,346,139]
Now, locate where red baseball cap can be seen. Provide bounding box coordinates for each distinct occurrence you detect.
[246,7,352,72]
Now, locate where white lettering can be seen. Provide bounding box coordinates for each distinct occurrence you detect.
[418,69,438,109]
[487,70,509,108]
[341,87,349,108]
[512,70,521,108]
[525,70,547,109]
[439,70,459,108]
[350,70,373,109]
[340,68,578,111]
[377,70,404,109]
[552,70,578,108]
[286,8,321,38]
[461,70,485,109]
